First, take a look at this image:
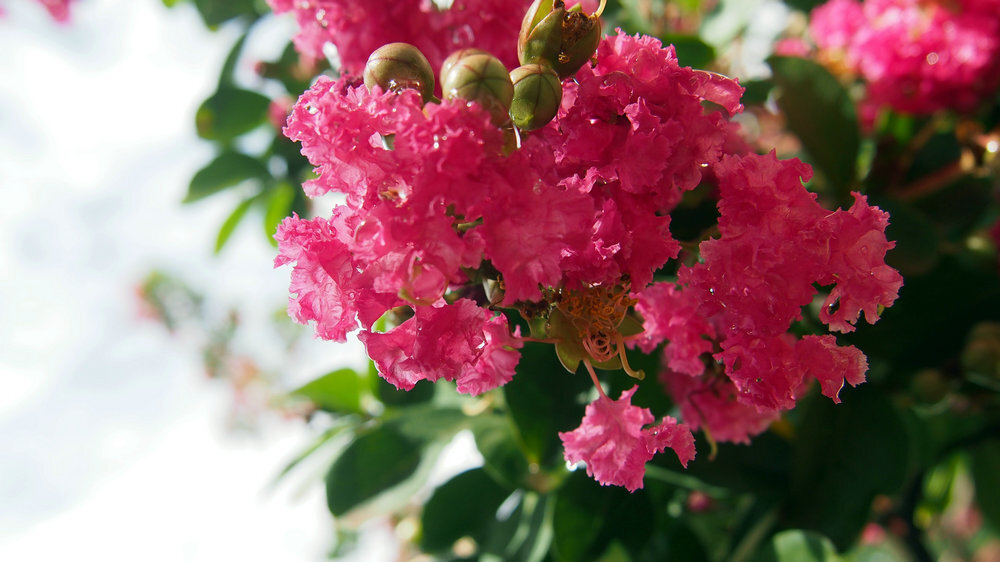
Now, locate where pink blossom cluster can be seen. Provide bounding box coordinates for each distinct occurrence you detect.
[274,28,902,490]
[266,0,529,75]
[806,0,1000,116]
[0,0,74,21]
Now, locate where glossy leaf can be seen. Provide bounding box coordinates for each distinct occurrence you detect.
[420,468,513,553]
[787,386,911,549]
[472,414,532,489]
[290,368,364,415]
[263,182,296,246]
[214,195,256,253]
[969,440,1000,532]
[192,0,259,27]
[185,150,270,203]
[325,425,422,516]
[768,55,860,202]
[755,530,842,562]
[195,87,271,142]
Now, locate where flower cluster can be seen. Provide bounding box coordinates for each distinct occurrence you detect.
[267,0,529,74]
[274,2,902,491]
[804,0,1000,116]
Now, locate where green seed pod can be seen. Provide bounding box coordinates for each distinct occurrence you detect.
[363,42,435,103]
[518,0,565,68]
[439,48,489,86]
[441,52,514,126]
[517,0,605,79]
[509,64,562,131]
[551,5,602,79]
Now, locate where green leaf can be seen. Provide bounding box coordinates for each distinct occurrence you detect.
[755,530,842,562]
[420,468,514,553]
[969,440,1000,531]
[472,414,533,489]
[480,491,554,562]
[214,196,256,254]
[192,0,259,27]
[263,182,296,246]
[185,150,270,203]
[503,342,591,469]
[325,425,422,516]
[661,34,716,70]
[374,372,436,407]
[552,471,655,562]
[787,386,911,549]
[768,55,860,201]
[217,31,250,89]
[291,368,364,415]
[195,87,271,142]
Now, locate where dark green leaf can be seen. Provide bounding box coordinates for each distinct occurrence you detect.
[420,468,514,553]
[754,530,842,562]
[195,87,271,142]
[787,386,911,549]
[552,471,655,562]
[185,150,270,203]
[480,491,554,562]
[291,368,364,415]
[969,440,1000,531]
[264,182,296,246]
[374,372,436,406]
[472,414,532,489]
[217,30,250,89]
[325,425,422,516]
[662,34,716,70]
[192,0,259,27]
[503,342,591,469]
[214,195,256,253]
[768,55,860,202]
[384,405,469,442]
[876,198,941,276]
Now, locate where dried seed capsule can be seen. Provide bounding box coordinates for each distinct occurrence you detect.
[441,52,514,126]
[363,42,435,103]
[509,64,562,131]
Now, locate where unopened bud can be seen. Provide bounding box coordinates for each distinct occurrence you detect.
[509,64,562,131]
[363,42,435,103]
[441,52,514,126]
[440,48,489,85]
[518,0,605,79]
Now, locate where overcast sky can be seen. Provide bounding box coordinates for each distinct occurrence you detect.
[0,1,392,559]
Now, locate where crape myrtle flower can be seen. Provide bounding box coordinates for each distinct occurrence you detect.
[273,11,903,490]
[267,0,530,75]
[806,0,1000,116]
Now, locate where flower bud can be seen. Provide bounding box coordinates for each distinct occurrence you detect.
[518,0,605,79]
[440,48,489,85]
[441,52,514,126]
[509,64,562,131]
[363,42,435,103]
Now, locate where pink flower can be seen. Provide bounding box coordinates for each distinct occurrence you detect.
[359,299,522,394]
[809,0,1000,115]
[661,369,782,444]
[266,0,528,75]
[796,335,868,402]
[560,387,695,492]
[274,210,402,341]
[633,283,715,376]
[37,0,73,22]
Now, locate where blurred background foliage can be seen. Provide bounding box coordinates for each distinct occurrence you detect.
[138,0,1000,559]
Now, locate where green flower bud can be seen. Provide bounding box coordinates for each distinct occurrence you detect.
[363,42,435,103]
[518,0,605,79]
[439,48,489,86]
[441,52,514,126]
[509,64,562,131]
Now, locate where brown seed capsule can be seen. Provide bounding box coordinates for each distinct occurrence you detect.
[441,52,514,126]
[363,42,435,103]
[509,64,562,131]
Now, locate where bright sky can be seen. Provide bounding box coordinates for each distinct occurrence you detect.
[0,1,402,560]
